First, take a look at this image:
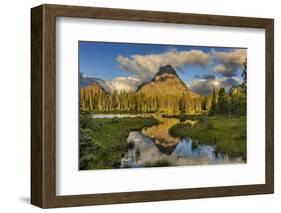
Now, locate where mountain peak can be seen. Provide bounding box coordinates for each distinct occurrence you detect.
[155,65,178,77]
[136,64,199,98]
[151,65,179,82]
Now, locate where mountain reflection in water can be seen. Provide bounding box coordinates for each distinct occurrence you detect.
[121,115,243,168]
[141,116,180,150]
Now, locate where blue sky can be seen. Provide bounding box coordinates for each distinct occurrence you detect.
[79,41,246,95]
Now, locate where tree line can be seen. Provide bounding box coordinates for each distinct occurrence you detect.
[80,86,245,115]
[80,60,247,116]
[208,86,246,116]
[209,60,247,116]
[80,89,203,114]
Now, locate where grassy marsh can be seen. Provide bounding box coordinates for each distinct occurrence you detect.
[169,115,246,160]
[79,113,158,170]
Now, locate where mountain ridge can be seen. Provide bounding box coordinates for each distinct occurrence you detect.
[82,82,108,94]
[136,65,200,98]
[81,65,201,99]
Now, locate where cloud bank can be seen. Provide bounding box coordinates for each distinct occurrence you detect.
[193,74,216,80]
[117,49,211,81]
[190,77,242,96]
[106,77,142,92]
[212,49,246,77]
[189,49,246,95]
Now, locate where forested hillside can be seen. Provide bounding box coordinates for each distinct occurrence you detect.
[79,63,246,115]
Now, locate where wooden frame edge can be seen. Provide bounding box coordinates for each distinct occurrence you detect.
[31,5,44,208]
[31,4,274,208]
[265,19,274,194]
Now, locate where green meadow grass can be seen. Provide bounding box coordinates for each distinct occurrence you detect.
[79,113,158,170]
[170,115,246,160]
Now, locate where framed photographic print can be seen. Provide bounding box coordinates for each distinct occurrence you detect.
[31,4,274,208]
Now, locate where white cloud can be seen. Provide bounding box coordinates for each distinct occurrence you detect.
[214,64,226,73]
[117,49,211,81]
[212,49,246,64]
[190,77,242,96]
[212,49,247,77]
[190,79,220,96]
[79,72,142,92]
[106,77,142,92]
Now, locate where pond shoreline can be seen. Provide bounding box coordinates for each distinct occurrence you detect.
[80,113,246,169]
[84,113,246,169]
[121,130,244,168]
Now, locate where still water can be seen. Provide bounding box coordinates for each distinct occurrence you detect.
[92,114,243,168]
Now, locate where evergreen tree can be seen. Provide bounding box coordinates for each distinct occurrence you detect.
[241,59,247,96]
[217,88,228,114]
[229,87,241,115]
[209,88,218,115]
[239,59,247,115]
